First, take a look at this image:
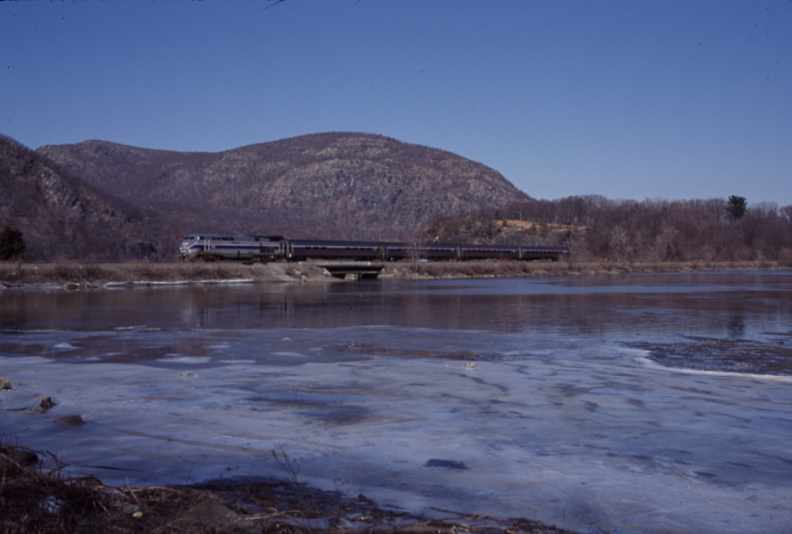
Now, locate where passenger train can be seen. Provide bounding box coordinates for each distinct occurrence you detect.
[180,234,569,262]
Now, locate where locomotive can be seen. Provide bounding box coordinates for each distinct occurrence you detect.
[180,234,569,262]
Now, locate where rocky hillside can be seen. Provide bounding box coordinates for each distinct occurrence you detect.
[0,135,162,261]
[37,132,530,241]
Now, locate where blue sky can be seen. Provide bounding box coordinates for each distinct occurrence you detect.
[2,1,791,206]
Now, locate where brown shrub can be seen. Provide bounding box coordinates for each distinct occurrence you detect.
[779,248,792,268]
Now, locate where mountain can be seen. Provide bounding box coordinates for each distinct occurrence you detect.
[0,135,161,261]
[37,132,530,241]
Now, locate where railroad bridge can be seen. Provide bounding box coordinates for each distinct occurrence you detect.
[317,262,384,280]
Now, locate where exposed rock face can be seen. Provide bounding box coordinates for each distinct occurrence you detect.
[2,138,120,224]
[3,131,530,260]
[38,132,529,240]
[0,135,159,260]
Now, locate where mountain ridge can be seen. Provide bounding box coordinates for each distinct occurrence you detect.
[0,134,162,260]
[1,132,531,260]
[37,132,530,242]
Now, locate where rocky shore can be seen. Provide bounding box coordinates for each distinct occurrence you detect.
[1,440,581,534]
[1,373,581,534]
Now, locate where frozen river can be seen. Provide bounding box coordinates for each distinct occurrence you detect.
[1,272,791,533]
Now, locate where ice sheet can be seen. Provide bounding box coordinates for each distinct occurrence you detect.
[2,327,791,534]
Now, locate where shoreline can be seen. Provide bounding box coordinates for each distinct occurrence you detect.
[0,259,788,290]
[0,442,581,534]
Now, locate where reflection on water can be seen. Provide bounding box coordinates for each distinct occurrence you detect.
[727,313,745,339]
[1,272,791,373]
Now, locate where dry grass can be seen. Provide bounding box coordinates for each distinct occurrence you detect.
[0,259,786,289]
[503,219,586,235]
[391,259,785,280]
[0,262,269,287]
[1,445,583,534]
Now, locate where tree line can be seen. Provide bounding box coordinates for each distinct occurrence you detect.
[422,195,792,265]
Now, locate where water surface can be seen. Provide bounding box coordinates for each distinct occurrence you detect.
[1,272,791,534]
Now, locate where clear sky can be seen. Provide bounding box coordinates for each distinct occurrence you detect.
[2,0,791,206]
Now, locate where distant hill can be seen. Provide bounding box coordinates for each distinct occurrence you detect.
[37,132,530,242]
[0,135,161,261]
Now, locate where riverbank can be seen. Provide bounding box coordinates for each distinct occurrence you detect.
[0,259,786,290]
[1,442,580,534]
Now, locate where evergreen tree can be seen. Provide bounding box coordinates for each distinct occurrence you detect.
[726,196,748,220]
[0,226,26,261]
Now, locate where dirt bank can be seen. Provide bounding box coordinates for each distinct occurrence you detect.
[0,260,786,290]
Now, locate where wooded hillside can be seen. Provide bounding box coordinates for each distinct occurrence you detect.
[2,130,790,264]
[423,195,792,265]
[0,135,164,261]
[37,133,529,242]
